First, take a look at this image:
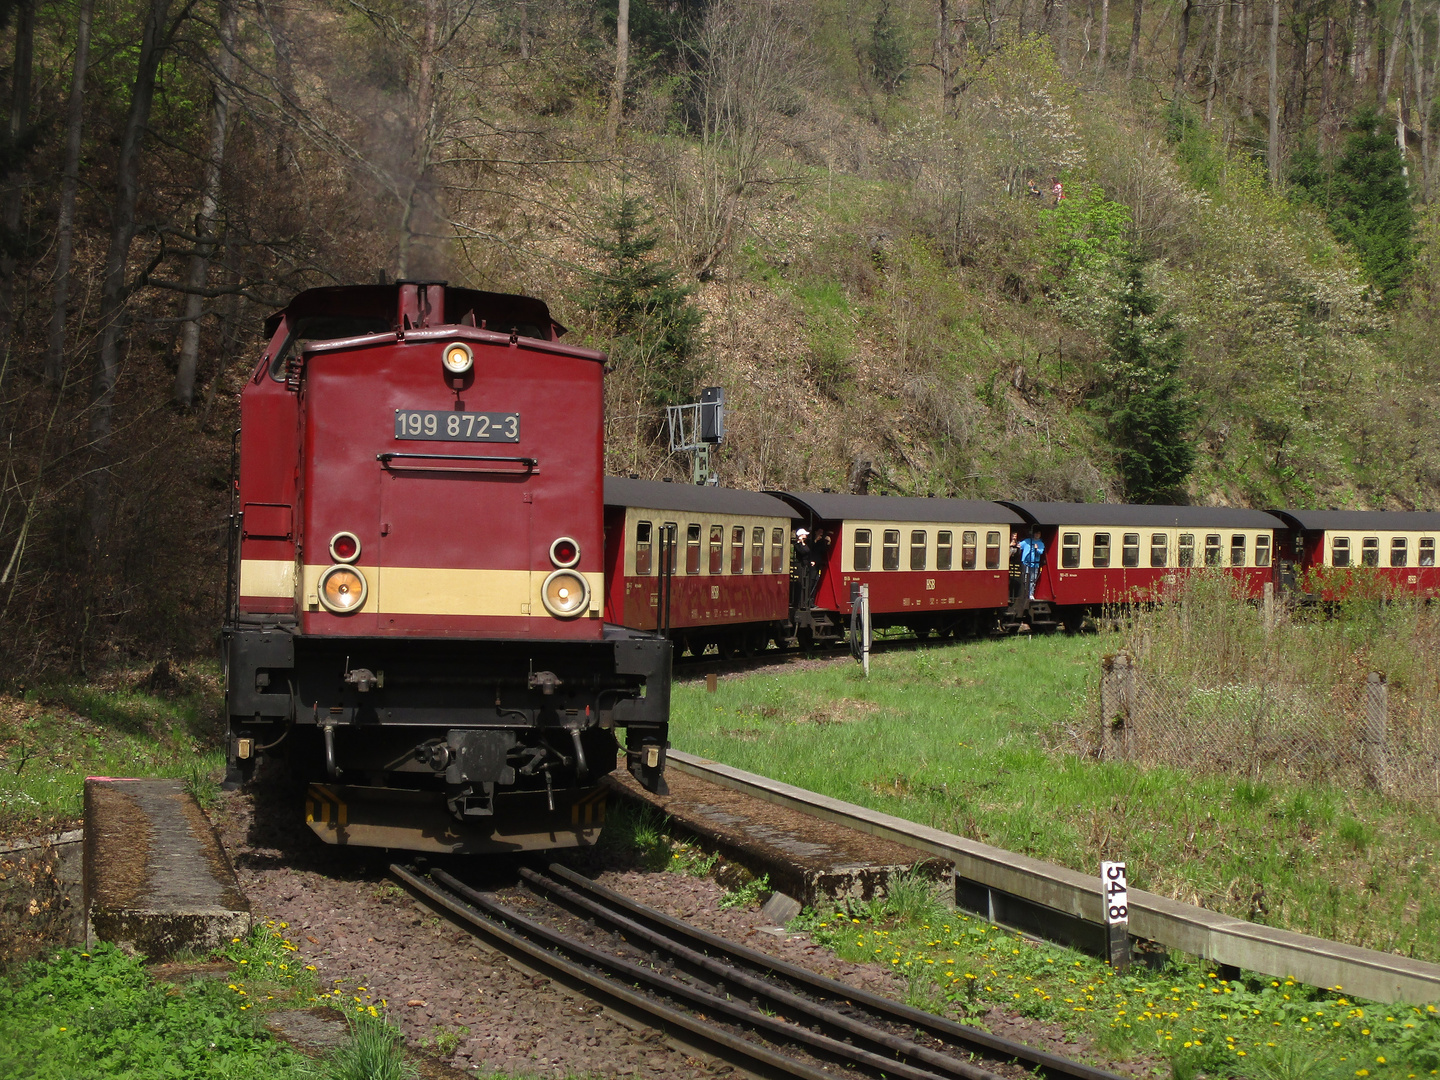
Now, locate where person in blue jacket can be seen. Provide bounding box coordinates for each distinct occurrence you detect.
[1014,526,1046,601]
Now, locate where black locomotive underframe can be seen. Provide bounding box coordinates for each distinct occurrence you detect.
[224,624,671,807]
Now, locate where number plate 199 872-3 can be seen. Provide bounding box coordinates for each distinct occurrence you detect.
[394,409,519,443]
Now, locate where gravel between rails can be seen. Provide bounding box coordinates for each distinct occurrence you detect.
[212,784,1143,1078]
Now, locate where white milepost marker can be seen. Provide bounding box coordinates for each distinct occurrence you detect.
[1102,860,1131,971]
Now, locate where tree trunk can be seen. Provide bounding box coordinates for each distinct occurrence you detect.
[1175,0,1195,101]
[1381,0,1406,105]
[1320,13,1336,142]
[1207,0,1226,119]
[1268,0,1280,184]
[88,0,175,550]
[606,0,630,145]
[1408,0,1429,193]
[938,0,952,109]
[1236,0,1252,117]
[174,0,238,407]
[0,0,35,357]
[47,0,93,386]
[1128,0,1144,79]
[396,0,439,279]
[1100,0,1110,70]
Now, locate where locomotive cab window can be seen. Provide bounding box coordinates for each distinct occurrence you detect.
[1204,534,1222,567]
[1362,537,1379,567]
[1332,536,1351,567]
[936,531,953,571]
[852,529,872,572]
[1121,533,1140,568]
[1178,533,1195,567]
[1391,536,1408,568]
[1230,534,1247,567]
[961,531,977,570]
[731,526,746,574]
[1092,532,1111,568]
[751,526,765,573]
[986,531,1002,569]
[686,524,702,574]
[1061,532,1081,568]
[1422,537,1436,567]
[771,528,784,573]
[1255,535,1271,567]
[269,315,392,380]
[910,530,927,571]
[709,525,724,574]
[635,520,653,576]
[1150,533,1168,568]
[882,530,901,571]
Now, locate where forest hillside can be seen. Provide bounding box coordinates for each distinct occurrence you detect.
[0,0,1437,669]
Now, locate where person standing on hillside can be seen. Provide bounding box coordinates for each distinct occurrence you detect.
[1013,527,1046,600]
[1050,177,1064,206]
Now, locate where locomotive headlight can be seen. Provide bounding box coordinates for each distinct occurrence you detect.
[329,531,361,563]
[318,564,368,614]
[442,342,474,375]
[540,568,589,618]
[549,536,581,568]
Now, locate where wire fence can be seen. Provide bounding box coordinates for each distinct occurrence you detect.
[1092,652,1440,806]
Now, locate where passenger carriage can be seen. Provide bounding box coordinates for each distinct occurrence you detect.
[773,492,1026,641]
[1000,502,1281,628]
[602,477,798,657]
[1266,509,1440,600]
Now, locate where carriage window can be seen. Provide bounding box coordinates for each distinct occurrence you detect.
[1121,533,1140,568]
[1391,536,1408,568]
[1331,536,1350,567]
[1204,534,1222,566]
[1422,537,1436,567]
[936,531,953,571]
[731,525,746,574]
[1061,532,1081,568]
[882,529,901,571]
[910,530,927,571]
[709,525,724,573]
[1178,533,1195,567]
[752,526,765,573]
[1092,533,1111,568]
[852,528,872,572]
[686,524,702,574]
[961,530,977,570]
[1150,533,1168,568]
[771,527,784,573]
[986,531,1002,569]
[635,520,653,576]
[662,523,678,573]
[1254,535,1271,567]
[1230,534,1247,567]
[1361,537,1379,567]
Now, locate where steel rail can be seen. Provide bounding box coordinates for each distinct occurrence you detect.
[390,863,837,1080]
[517,866,1004,1080]
[425,866,960,1080]
[541,862,1127,1080]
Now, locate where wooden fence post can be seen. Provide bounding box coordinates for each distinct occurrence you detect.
[1363,672,1388,790]
[1263,581,1274,633]
[1101,651,1131,760]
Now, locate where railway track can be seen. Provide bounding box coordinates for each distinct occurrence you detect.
[392,861,1127,1080]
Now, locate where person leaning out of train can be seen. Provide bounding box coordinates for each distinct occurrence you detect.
[1013,526,1045,600]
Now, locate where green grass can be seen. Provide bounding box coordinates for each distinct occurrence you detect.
[0,663,227,835]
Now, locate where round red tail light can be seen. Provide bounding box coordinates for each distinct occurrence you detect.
[330,532,361,562]
[549,536,580,568]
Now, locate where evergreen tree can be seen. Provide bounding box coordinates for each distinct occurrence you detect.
[581,193,704,409]
[1097,256,1197,503]
[1328,108,1416,303]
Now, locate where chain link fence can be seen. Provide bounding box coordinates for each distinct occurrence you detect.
[1092,652,1440,805]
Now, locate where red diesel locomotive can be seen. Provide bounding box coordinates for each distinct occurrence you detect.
[225,282,671,854]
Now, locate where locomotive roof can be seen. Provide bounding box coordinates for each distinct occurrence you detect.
[604,477,799,519]
[264,284,564,339]
[776,491,1024,525]
[1002,501,1282,528]
[1268,509,1440,531]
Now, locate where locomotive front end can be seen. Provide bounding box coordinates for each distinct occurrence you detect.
[225,282,670,853]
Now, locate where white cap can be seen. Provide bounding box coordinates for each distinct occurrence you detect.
[796,528,809,538]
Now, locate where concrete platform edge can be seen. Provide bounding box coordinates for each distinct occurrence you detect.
[666,751,1440,1004]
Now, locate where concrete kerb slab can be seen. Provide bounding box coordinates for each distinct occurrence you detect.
[667,751,1440,1005]
[84,778,251,959]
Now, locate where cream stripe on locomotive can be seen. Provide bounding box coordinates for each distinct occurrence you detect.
[298,564,604,617]
[621,506,792,578]
[239,558,296,598]
[841,521,1014,573]
[1052,527,1274,570]
[1319,530,1440,569]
